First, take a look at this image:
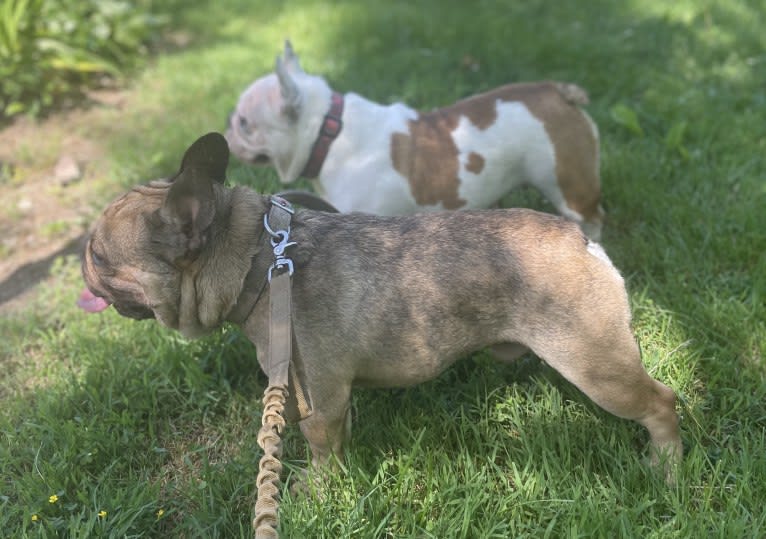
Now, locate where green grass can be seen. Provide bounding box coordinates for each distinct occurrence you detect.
[2,0,765,536]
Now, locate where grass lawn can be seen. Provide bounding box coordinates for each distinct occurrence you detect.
[2,0,765,536]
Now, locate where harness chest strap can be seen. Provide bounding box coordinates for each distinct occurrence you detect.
[228,191,337,324]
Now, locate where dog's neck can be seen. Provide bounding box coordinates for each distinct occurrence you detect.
[174,186,269,337]
[278,77,334,183]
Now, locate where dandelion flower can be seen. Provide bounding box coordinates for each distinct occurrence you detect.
[157,509,165,519]
[49,494,59,504]
[98,510,107,518]
[31,515,39,522]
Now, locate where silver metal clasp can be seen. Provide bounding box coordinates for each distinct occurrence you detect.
[267,229,296,281]
[264,198,297,282]
[270,195,294,215]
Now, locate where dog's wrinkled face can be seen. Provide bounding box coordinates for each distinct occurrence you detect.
[79,186,169,321]
[79,133,230,330]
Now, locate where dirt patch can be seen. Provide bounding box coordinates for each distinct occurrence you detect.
[0,90,128,314]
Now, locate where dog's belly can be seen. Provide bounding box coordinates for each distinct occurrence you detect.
[351,350,467,389]
[344,325,512,389]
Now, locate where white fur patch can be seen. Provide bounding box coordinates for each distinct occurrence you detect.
[320,94,421,214]
[453,101,556,207]
[586,241,623,282]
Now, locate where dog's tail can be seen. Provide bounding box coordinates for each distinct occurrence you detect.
[554,82,590,106]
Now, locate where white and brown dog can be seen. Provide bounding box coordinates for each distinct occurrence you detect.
[226,41,604,239]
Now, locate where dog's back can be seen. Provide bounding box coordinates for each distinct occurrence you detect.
[291,208,616,381]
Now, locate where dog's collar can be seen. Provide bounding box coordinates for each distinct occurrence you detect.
[301,92,344,179]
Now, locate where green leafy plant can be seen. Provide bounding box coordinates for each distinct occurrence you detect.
[0,0,166,119]
[665,121,689,158]
[609,103,644,137]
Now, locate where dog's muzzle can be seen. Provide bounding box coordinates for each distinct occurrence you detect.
[113,302,155,320]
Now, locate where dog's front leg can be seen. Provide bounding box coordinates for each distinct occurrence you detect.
[298,383,352,467]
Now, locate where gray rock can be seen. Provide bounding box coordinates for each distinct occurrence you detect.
[54,155,82,186]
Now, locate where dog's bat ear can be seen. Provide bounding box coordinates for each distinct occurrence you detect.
[283,39,295,60]
[156,133,228,258]
[178,132,229,184]
[282,39,304,74]
[276,54,302,120]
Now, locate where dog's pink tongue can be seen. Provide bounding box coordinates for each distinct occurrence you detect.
[77,288,111,313]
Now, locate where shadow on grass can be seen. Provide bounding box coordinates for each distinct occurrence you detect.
[0,234,86,309]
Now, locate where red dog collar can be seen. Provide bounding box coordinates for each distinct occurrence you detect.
[301,92,344,178]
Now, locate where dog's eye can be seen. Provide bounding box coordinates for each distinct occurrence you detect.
[91,248,106,267]
[237,116,252,133]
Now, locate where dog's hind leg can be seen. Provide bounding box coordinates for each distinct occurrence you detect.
[528,331,681,481]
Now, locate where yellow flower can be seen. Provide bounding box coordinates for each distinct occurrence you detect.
[156,508,165,519]
[98,510,107,518]
[31,514,39,522]
[49,494,59,504]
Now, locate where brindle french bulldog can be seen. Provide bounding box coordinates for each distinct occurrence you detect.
[79,133,681,480]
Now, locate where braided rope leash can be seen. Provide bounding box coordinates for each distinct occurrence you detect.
[253,385,288,538]
[252,196,311,539]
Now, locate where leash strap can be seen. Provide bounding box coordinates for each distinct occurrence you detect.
[254,196,318,538]
[265,196,313,418]
[267,271,291,388]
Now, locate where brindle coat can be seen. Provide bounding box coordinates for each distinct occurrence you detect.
[80,133,681,479]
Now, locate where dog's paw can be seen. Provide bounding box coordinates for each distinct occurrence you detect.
[287,468,313,498]
[643,450,680,486]
[287,463,342,499]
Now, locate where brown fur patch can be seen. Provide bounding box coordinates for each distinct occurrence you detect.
[464,82,600,223]
[465,152,485,174]
[391,82,600,221]
[390,113,466,209]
